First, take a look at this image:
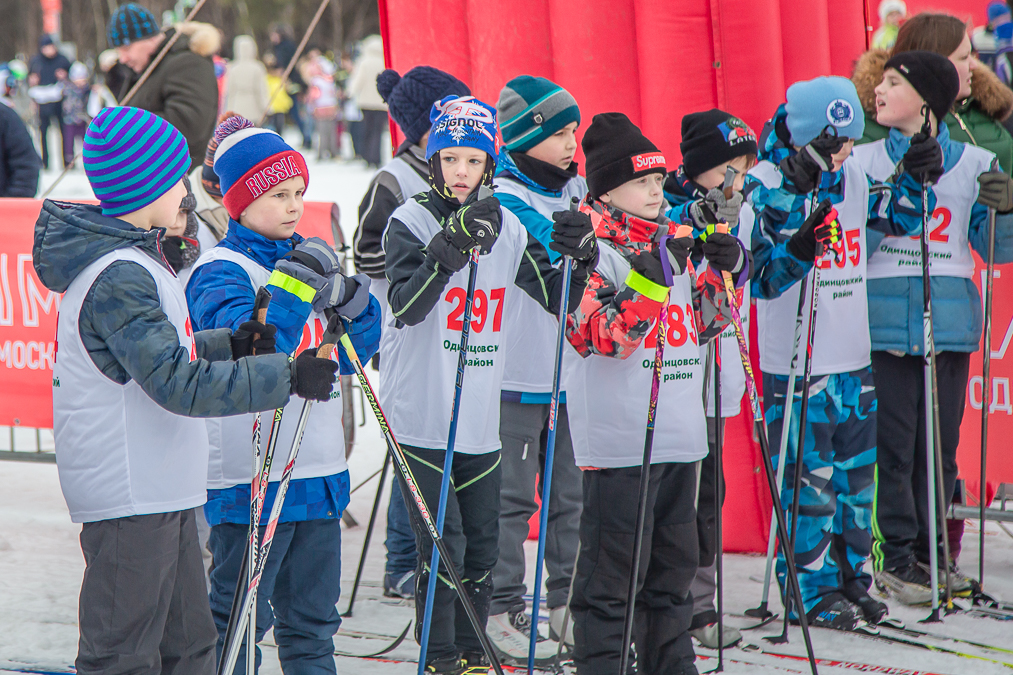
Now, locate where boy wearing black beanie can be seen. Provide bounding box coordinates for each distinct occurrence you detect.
[564,112,747,675]
[853,50,1013,605]
[662,108,757,650]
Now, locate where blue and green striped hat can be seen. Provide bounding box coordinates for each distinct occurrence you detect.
[497,76,580,152]
[83,106,189,217]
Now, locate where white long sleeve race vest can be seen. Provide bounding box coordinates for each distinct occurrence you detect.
[495,174,588,394]
[53,247,208,523]
[853,139,994,280]
[753,157,872,376]
[564,242,708,468]
[189,246,347,488]
[379,197,529,454]
[698,210,752,417]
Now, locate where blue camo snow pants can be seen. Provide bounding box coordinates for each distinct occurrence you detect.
[762,366,877,616]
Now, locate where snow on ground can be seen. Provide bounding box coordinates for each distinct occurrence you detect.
[3,147,1013,673]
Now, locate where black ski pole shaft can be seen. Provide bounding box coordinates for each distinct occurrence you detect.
[714,340,725,672]
[335,322,506,675]
[342,451,391,617]
[713,246,819,675]
[618,223,691,675]
[981,169,998,586]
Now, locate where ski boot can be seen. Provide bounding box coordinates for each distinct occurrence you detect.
[424,655,464,674]
[459,651,492,674]
[875,563,932,606]
[797,594,861,631]
[843,587,889,624]
[689,610,742,648]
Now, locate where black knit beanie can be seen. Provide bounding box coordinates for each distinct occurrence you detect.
[680,109,757,179]
[884,50,960,126]
[582,113,667,199]
[376,66,471,145]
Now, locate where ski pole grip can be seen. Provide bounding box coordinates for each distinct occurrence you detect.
[317,309,346,360]
[674,224,693,239]
[251,286,272,355]
[715,223,729,235]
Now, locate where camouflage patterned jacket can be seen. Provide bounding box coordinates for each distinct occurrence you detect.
[33,201,292,417]
[565,198,739,360]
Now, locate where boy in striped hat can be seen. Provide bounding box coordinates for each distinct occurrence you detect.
[33,106,339,675]
[186,116,381,673]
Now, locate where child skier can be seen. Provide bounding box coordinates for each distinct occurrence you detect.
[380,94,596,674]
[662,108,758,649]
[565,112,747,675]
[34,106,338,675]
[748,76,926,628]
[487,75,584,663]
[185,116,381,673]
[61,62,90,168]
[353,65,471,600]
[852,51,1013,604]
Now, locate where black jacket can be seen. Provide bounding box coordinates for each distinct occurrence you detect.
[0,103,40,197]
[29,51,71,86]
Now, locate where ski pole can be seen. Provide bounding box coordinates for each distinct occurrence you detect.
[617,223,690,675]
[712,338,725,672]
[248,287,271,675]
[748,192,818,621]
[418,242,483,675]
[335,317,505,675]
[342,451,391,617]
[778,192,832,642]
[712,223,819,675]
[980,160,999,588]
[527,196,579,675]
[220,315,344,675]
[218,288,280,675]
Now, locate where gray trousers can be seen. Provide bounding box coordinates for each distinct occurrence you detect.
[492,400,582,614]
[76,508,218,675]
[691,417,723,618]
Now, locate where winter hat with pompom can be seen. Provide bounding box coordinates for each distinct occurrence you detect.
[83,106,190,217]
[212,115,309,220]
[377,66,471,145]
[202,111,241,198]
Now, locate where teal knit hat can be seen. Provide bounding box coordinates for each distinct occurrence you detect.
[497,76,580,152]
[83,106,190,217]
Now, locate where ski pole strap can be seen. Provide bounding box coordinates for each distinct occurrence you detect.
[658,233,674,286]
[625,269,669,302]
[267,269,317,304]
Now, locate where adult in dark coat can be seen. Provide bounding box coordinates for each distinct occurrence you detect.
[28,35,71,169]
[107,3,221,168]
[0,102,41,197]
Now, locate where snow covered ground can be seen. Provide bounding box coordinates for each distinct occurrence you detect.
[2,149,1013,674]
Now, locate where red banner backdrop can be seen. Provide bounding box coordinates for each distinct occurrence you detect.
[0,199,338,429]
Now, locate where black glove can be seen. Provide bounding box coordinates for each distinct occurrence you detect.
[902,132,944,185]
[549,208,598,264]
[289,348,339,401]
[444,195,501,255]
[702,232,746,274]
[778,129,845,193]
[630,236,692,287]
[787,199,841,262]
[977,170,1013,213]
[331,273,372,319]
[426,230,472,274]
[231,320,277,358]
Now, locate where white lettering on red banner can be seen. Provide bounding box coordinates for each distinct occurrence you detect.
[244,155,300,198]
[631,152,666,172]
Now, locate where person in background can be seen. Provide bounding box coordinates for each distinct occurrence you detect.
[28,34,70,169]
[107,2,220,168]
[88,51,119,119]
[61,62,91,169]
[0,89,40,197]
[301,48,340,161]
[225,35,269,124]
[873,0,907,50]
[263,53,293,134]
[347,35,388,169]
[270,24,311,150]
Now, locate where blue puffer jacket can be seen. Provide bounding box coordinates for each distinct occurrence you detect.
[867,125,1013,354]
[186,219,381,372]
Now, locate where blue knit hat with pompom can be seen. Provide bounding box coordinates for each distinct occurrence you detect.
[377,66,471,145]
